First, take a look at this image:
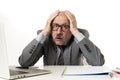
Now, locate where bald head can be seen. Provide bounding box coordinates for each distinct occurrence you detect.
[53,12,70,25]
[58,11,66,16]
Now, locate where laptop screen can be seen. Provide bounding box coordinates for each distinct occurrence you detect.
[0,25,10,79]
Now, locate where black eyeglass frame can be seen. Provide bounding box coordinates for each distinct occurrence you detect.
[51,23,70,31]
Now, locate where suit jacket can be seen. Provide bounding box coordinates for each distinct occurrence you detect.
[19,29,105,67]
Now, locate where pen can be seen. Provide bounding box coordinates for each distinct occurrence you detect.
[113,70,120,74]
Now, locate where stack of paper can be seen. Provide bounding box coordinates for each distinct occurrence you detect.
[62,66,111,76]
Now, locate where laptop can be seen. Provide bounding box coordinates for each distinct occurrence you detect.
[0,25,50,80]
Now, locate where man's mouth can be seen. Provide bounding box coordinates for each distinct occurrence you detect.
[55,34,63,40]
[56,37,62,39]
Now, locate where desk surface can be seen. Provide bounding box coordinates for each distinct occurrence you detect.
[19,66,120,80]
[0,66,120,80]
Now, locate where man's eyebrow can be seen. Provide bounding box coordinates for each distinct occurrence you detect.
[52,23,69,25]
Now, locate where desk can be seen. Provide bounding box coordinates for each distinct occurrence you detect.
[19,66,120,80]
[0,66,120,80]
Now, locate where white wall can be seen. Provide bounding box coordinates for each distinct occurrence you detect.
[0,0,120,68]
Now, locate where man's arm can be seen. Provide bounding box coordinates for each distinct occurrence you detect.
[75,33,105,66]
[64,10,105,66]
[19,33,46,67]
[19,10,60,67]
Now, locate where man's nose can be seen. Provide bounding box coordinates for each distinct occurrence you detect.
[57,27,62,33]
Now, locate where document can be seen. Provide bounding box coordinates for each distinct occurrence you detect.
[62,66,111,76]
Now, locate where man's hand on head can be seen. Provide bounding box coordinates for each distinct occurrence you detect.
[42,10,60,36]
[64,10,80,36]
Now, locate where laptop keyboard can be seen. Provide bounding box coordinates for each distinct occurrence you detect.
[10,69,28,76]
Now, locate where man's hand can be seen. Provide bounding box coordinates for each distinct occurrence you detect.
[42,10,60,36]
[64,10,80,36]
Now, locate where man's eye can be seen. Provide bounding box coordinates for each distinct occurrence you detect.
[63,25,69,29]
[53,24,58,27]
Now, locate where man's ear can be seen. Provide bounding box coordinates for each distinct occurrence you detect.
[37,30,43,35]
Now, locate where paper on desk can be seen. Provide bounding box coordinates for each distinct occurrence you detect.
[63,66,111,76]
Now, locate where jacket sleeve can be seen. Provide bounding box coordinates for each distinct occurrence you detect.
[19,39,44,67]
[77,38,105,66]
[75,29,105,66]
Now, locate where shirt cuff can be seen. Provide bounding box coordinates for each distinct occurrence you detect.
[35,33,47,44]
[74,33,85,43]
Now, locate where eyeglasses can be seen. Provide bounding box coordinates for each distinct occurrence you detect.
[51,23,70,31]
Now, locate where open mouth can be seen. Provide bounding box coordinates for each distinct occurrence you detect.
[55,37,62,41]
[56,37,62,39]
[55,35,63,41]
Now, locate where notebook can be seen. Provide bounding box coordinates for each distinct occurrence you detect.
[62,66,111,77]
[0,25,50,79]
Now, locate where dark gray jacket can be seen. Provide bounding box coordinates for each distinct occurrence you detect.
[19,29,105,67]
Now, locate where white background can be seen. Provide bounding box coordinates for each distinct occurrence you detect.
[0,0,120,69]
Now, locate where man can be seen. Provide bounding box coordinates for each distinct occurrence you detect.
[19,10,105,67]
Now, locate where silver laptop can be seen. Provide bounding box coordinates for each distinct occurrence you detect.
[0,25,50,80]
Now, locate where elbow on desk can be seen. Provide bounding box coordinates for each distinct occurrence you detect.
[18,56,30,67]
[92,59,105,66]
[87,57,105,66]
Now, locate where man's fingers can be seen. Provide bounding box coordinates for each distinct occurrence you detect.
[51,10,60,18]
[64,10,74,19]
[64,10,78,29]
[48,10,60,22]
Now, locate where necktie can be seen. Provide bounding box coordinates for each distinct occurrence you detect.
[57,46,64,65]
